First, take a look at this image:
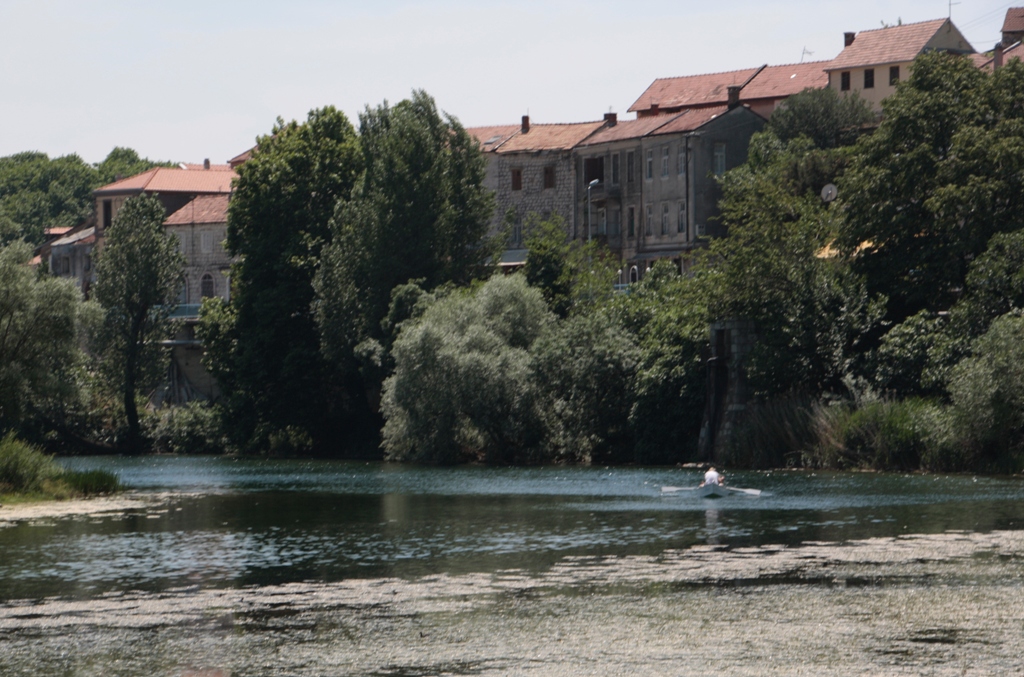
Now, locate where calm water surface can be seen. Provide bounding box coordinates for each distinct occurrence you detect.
[2,456,1022,601]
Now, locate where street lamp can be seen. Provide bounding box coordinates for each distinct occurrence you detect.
[587,178,600,243]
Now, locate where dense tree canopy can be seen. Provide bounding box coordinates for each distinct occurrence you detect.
[0,241,85,434]
[838,53,1024,321]
[0,148,170,246]
[200,106,362,455]
[315,91,494,368]
[767,86,874,150]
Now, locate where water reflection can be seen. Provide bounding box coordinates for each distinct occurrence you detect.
[0,458,1021,601]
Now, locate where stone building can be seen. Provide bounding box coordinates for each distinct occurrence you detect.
[163,194,232,307]
[468,116,606,265]
[574,104,766,276]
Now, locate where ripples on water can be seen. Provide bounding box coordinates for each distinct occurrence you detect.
[1,457,1023,600]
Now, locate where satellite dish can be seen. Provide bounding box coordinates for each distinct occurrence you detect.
[821,183,838,202]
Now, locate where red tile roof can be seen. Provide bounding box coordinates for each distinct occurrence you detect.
[495,121,605,152]
[628,67,763,113]
[94,166,236,195]
[827,19,961,70]
[741,61,830,100]
[649,106,744,135]
[466,125,521,152]
[164,194,230,226]
[179,162,232,171]
[579,115,682,145]
[1003,8,1024,33]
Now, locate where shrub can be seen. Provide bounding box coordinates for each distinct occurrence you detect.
[0,432,64,492]
[807,399,934,470]
[725,396,817,469]
[148,402,228,455]
[62,469,122,495]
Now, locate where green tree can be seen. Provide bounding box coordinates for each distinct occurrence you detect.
[0,241,85,434]
[92,194,184,453]
[94,147,173,185]
[531,312,640,463]
[606,262,709,464]
[709,134,882,399]
[381,274,552,464]
[200,106,362,455]
[768,86,874,149]
[316,90,494,376]
[0,152,97,245]
[838,53,1024,321]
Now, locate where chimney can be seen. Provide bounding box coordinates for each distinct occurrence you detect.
[727,85,742,108]
[203,158,210,170]
[521,115,530,133]
[650,103,660,115]
[844,32,856,47]
[604,112,617,126]
[994,42,1004,70]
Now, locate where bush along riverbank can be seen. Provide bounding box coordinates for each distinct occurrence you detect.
[0,433,122,503]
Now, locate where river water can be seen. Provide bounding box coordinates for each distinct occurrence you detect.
[2,457,1024,675]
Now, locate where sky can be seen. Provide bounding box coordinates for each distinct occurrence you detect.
[0,0,1016,166]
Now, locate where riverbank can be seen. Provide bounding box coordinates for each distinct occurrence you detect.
[0,491,180,527]
[2,529,1022,675]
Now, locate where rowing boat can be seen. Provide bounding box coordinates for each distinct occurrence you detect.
[661,484,762,498]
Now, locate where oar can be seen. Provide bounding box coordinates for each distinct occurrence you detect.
[661,485,698,493]
[727,487,762,497]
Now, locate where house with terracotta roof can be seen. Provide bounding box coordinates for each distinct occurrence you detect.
[826,18,975,112]
[163,194,233,306]
[629,61,831,121]
[574,105,765,275]
[467,116,607,263]
[93,161,236,237]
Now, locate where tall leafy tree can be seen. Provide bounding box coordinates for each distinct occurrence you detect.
[315,90,494,374]
[199,106,362,455]
[838,52,1024,321]
[0,241,85,434]
[767,86,874,150]
[92,194,184,453]
[0,152,97,245]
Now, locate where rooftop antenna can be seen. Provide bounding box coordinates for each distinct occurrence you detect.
[800,46,814,62]
[948,0,959,18]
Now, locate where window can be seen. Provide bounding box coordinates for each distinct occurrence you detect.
[511,168,522,191]
[177,232,187,254]
[178,281,188,305]
[62,257,70,274]
[598,208,607,235]
[713,143,727,176]
[889,65,900,86]
[626,151,635,182]
[543,166,556,189]
[661,146,669,177]
[644,204,653,235]
[102,200,112,230]
[583,157,604,184]
[611,153,620,185]
[661,203,669,235]
[627,206,635,238]
[645,150,653,179]
[677,144,686,176]
[609,208,621,235]
[864,68,874,89]
[840,71,850,91]
[200,231,213,254]
[201,273,215,299]
[512,220,523,247]
[678,201,687,235]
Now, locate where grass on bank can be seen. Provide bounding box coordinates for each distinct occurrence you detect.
[0,433,122,502]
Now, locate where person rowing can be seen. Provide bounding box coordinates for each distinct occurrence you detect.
[700,466,724,488]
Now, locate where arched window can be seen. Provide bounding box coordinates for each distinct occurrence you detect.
[201,273,215,298]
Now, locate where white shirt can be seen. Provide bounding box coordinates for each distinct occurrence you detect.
[704,470,721,486]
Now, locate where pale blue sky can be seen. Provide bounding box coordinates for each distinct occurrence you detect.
[0,0,1015,165]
